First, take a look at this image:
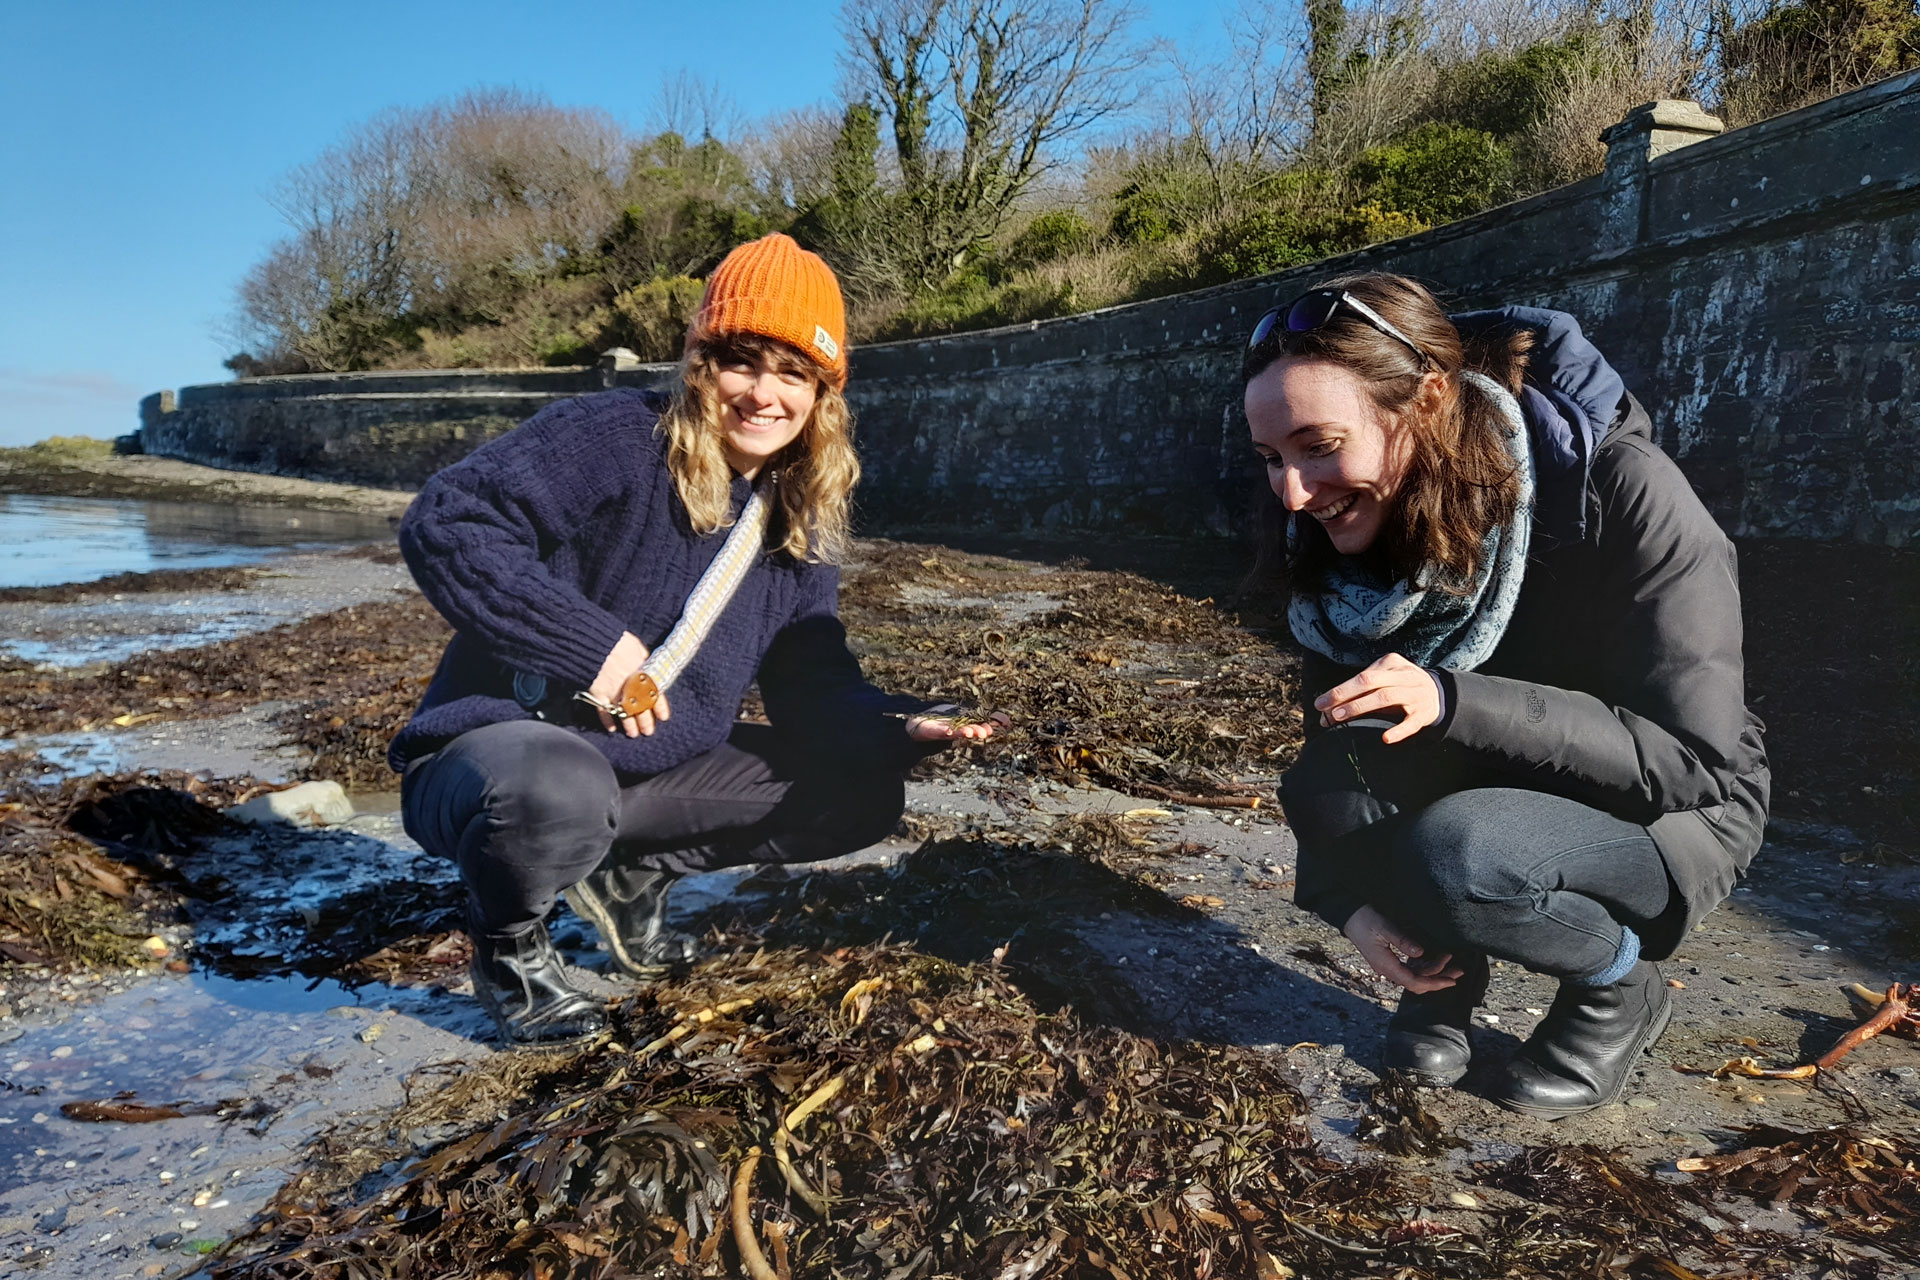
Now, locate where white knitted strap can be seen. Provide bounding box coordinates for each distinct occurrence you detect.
[640,487,770,694]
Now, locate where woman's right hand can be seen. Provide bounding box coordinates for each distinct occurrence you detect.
[1342,904,1462,993]
[589,632,672,738]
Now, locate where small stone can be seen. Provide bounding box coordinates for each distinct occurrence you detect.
[359,1023,386,1045]
[140,937,169,959]
[35,1205,69,1233]
[1447,1192,1479,1208]
[1885,1066,1917,1081]
[50,1045,73,1059]
[1627,1097,1659,1109]
[227,781,354,828]
[158,1171,176,1182]
[149,1232,182,1250]
[191,1189,214,1207]
[178,1219,199,1232]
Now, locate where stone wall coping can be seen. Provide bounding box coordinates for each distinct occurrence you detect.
[1601,98,1727,142]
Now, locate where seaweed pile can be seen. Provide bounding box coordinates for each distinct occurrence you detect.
[839,543,1301,803]
[0,763,262,968]
[0,561,263,604]
[1680,1125,1920,1263]
[0,593,449,791]
[210,938,1862,1280]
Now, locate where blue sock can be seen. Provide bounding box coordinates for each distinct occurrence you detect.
[1576,925,1641,987]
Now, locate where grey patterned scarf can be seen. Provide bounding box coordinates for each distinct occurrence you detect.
[1287,371,1533,672]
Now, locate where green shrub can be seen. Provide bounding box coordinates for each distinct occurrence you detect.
[1109,201,1172,246]
[1436,36,1604,139]
[19,435,114,460]
[1005,210,1099,270]
[1187,200,1429,287]
[1724,0,1920,121]
[601,276,709,360]
[1346,122,1513,224]
[1196,209,1343,284]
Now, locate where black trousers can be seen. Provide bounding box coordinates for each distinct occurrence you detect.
[401,719,907,934]
[1281,721,1680,981]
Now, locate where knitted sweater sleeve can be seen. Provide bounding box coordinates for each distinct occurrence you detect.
[397,394,655,688]
[757,563,937,770]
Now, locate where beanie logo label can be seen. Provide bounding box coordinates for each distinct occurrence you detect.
[812,325,840,361]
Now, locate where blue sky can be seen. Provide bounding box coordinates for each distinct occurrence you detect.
[0,0,1234,447]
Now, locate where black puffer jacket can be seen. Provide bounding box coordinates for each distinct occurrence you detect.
[1292,308,1769,959]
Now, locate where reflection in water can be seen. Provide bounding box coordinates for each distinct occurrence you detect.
[0,494,394,588]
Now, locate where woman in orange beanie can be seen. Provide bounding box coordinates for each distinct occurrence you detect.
[390,233,1002,1046]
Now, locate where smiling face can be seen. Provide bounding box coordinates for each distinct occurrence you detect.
[713,345,821,479]
[1245,356,1412,557]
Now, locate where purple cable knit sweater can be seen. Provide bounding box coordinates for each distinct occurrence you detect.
[389,387,928,778]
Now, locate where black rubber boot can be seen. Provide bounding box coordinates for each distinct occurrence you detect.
[1490,960,1672,1117]
[564,864,700,979]
[1384,952,1489,1087]
[469,918,606,1047]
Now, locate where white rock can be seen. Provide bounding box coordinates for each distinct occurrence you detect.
[228,782,355,828]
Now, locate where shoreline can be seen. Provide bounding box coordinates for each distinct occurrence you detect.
[0,444,414,518]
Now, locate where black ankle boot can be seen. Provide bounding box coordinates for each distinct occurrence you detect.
[469,918,606,1047]
[1384,952,1489,1087]
[564,864,700,979]
[1491,960,1671,1117]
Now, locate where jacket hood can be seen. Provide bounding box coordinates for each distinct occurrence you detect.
[1451,306,1629,546]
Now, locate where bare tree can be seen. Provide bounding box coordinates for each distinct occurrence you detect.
[1145,1,1313,222]
[649,70,744,143]
[231,88,632,370]
[229,106,432,370]
[418,90,627,314]
[840,0,1147,292]
[742,105,848,213]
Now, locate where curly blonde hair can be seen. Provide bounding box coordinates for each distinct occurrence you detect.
[659,333,859,562]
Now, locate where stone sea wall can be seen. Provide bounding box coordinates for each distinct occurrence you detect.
[142,73,1920,545]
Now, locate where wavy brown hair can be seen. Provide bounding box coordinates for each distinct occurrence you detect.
[659,333,859,562]
[1242,272,1531,593]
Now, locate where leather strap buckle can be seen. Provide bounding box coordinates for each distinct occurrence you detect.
[618,671,661,719]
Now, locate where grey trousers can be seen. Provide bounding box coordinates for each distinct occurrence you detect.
[1282,720,1680,980]
[401,719,907,934]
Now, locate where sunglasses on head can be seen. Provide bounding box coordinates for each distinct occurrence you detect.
[1247,288,1431,367]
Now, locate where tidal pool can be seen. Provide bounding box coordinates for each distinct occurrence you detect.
[0,494,393,589]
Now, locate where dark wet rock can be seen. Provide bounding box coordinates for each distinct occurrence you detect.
[34,1204,67,1233]
[148,1232,181,1249]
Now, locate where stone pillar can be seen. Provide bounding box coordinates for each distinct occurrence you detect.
[1596,99,1725,252]
[598,346,644,387]
[133,390,176,453]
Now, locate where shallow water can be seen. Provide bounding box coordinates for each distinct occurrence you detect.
[0,494,393,589]
[0,546,414,669]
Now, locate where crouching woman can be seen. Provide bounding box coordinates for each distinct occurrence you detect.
[1244,274,1768,1116]
[390,234,998,1046]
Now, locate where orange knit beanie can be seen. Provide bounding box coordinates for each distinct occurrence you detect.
[687,233,849,388]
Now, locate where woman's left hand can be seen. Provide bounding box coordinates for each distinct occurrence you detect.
[906,709,1012,744]
[1315,651,1441,744]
